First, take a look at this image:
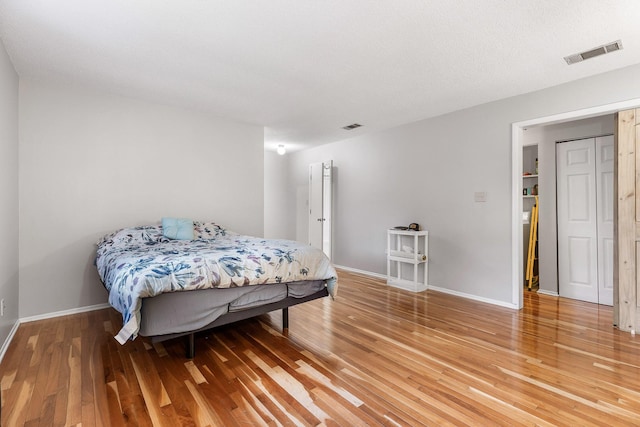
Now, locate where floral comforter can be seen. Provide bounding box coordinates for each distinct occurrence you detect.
[96,222,337,343]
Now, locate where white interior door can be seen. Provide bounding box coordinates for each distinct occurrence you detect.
[321,161,333,259]
[595,135,614,306]
[309,162,323,251]
[557,138,599,303]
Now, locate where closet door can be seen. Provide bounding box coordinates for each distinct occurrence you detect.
[557,136,614,305]
[557,138,599,303]
[595,135,614,306]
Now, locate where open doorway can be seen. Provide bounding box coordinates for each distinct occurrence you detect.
[511,99,640,309]
[522,117,614,302]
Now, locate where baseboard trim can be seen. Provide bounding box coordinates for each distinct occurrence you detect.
[20,303,111,324]
[334,265,518,309]
[536,289,560,297]
[333,265,387,280]
[426,284,519,309]
[0,319,20,363]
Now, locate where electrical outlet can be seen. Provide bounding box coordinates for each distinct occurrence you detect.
[0,299,4,316]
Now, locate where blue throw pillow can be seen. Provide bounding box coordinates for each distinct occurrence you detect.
[162,217,194,240]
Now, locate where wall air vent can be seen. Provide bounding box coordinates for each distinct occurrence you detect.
[564,40,623,65]
[342,123,362,130]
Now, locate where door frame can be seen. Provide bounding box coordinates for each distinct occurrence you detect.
[511,98,640,309]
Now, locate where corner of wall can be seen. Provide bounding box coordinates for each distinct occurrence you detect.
[0,36,20,354]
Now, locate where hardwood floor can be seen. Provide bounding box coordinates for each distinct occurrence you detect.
[2,269,640,426]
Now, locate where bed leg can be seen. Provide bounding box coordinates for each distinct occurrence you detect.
[186,333,195,359]
[283,307,289,329]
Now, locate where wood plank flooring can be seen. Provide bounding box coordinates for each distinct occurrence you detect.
[2,269,640,426]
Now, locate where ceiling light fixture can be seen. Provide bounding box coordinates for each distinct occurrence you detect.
[277,144,286,155]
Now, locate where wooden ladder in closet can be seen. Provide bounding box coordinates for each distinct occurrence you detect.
[526,195,539,291]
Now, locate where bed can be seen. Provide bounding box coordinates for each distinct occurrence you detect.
[96,220,337,357]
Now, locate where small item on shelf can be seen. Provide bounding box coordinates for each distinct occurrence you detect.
[523,188,528,196]
[535,158,538,174]
[408,223,420,231]
[394,226,408,230]
[523,172,532,176]
[532,184,538,195]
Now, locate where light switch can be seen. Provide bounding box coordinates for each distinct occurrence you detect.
[474,191,487,202]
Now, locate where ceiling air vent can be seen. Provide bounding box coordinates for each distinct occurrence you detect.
[342,123,362,130]
[564,40,623,65]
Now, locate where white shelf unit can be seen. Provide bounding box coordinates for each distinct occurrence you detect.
[386,229,428,292]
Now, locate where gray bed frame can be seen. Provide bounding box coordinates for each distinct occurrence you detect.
[148,287,329,358]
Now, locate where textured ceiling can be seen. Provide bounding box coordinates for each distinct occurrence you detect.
[1,1,640,152]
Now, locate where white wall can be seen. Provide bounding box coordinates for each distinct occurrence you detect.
[289,117,511,302]
[0,40,19,343]
[524,115,614,296]
[19,80,264,318]
[281,63,640,305]
[264,150,295,239]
